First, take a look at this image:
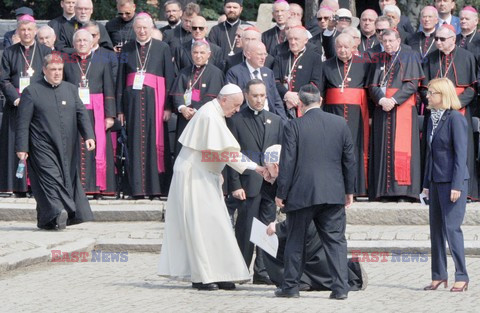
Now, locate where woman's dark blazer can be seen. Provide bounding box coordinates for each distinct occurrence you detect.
[423,109,469,190]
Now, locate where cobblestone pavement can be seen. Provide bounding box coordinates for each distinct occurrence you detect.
[1,252,479,312]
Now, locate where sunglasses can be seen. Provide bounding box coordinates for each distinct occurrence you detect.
[191,26,205,31]
[376,29,387,34]
[118,12,133,16]
[434,36,454,42]
[317,16,330,21]
[337,17,351,22]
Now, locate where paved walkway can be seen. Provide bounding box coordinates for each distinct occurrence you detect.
[1,252,478,312]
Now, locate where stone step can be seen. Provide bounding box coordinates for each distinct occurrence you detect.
[1,199,480,225]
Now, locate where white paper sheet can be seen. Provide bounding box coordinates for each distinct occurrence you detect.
[249,217,279,258]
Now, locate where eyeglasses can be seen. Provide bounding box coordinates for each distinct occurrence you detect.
[426,90,441,96]
[337,17,352,22]
[434,36,454,42]
[191,26,205,31]
[118,12,133,16]
[376,29,387,34]
[317,16,330,21]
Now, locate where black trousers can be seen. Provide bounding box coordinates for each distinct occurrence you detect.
[283,204,348,294]
[429,180,469,282]
[234,183,277,277]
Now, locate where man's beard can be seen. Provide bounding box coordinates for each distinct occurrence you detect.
[168,17,179,26]
[226,14,239,23]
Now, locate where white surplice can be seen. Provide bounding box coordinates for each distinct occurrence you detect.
[158,99,254,283]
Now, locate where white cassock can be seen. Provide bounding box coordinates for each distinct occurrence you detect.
[158,98,254,283]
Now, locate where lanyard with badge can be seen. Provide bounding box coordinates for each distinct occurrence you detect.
[77,52,94,105]
[284,49,305,91]
[184,65,207,106]
[133,41,152,90]
[19,42,36,93]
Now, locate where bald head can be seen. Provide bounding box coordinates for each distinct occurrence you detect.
[360,9,378,36]
[191,16,208,40]
[289,3,303,21]
[245,41,267,69]
[37,25,56,49]
[241,29,261,49]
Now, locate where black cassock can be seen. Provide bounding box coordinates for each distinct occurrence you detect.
[0,42,52,193]
[116,39,175,197]
[368,47,424,200]
[358,34,379,54]
[208,20,250,60]
[56,18,113,54]
[262,25,287,56]
[170,63,224,155]
[273,46,323,119]
[422,47,479,199]
[63,52,117,195]
[105,16,136,47]
[264,221,364,291]
[321,56,370,196]
[15,80,95,228]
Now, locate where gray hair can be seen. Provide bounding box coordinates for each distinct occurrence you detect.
[83,20,100,33]
[272,1,289,12]
[37,25,55,36]
[192,40,211,52]
[298,84,321,106]
[375,15,393,27]
[342,26,360,38]
[43,53,64,67]
[72,29,93,43]
[382,5,401,18]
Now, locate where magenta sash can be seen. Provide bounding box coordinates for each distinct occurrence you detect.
[126,72,166,173]
[85,93,107,191]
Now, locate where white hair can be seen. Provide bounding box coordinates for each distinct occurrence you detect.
[272,1,289,12]
[73,29,93,42]
[383,5,401,18]
[342,26,360,38]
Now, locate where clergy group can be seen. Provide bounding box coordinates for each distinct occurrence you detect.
[1,0,480,206]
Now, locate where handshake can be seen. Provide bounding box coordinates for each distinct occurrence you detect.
[255,163,279,184]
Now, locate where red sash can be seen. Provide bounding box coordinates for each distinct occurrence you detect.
[126,72,166,173]
[325,88,369,187]
[386,88,415,186]
[455,87,466,116]
[84,94,107,191]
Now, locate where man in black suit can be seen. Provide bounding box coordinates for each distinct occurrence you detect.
[226,42,287,120]
[273,85,355,299]
[227,79,283,285]
[159,0,183,34]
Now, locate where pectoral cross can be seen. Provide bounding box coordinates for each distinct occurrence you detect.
[26,67,34,77]
[339,82,345,93]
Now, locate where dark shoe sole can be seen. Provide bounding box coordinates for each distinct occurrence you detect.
[274,289,300,298]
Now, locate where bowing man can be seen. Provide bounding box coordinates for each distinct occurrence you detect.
[226,41,287,120]
[170,40,225,155]
[321,33,370,197]
[63,29,117,197]
[116,13,175,199]
[0,15,52,197]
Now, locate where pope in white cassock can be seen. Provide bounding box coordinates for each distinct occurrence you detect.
[158,84,267,291]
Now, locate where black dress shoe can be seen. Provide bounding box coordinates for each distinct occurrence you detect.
[252,275,274,285]
[299,283,312,291]
[55,210,68,230]
[191,282,219,291]
[216,282,236,290]
[274,288,299,298]
[12,192,27,198]
[329,292,348,300]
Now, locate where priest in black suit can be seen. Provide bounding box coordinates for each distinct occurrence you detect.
[227,79,283,285]
[405,6,438,60]
[261,0,289,55]
[226,42,287,120]
[55,0,113,54]
[274,84,355,299]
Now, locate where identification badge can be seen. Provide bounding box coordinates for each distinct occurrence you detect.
[133,72,145,90]
[192,89,201,102]
[79,87,90,105]
[380,86,387,95]
[228,51,235,56]
[184,89,192,106]
[19,77,30,93]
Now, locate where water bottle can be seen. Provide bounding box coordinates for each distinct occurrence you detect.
[16,160,26,179]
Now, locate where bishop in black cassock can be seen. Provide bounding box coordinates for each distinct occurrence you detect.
[116,16,175,198]
[56,18,113,54]
[367,30,424,201]
[0,26,52,195]
[15,55,95,229]
[63,31,117,196]
[321,34,370,196]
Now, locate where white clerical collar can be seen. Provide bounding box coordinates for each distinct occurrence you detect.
[226,19,240,27]
[92,44,99,52]
[439,15,452,25]
[277,24,285,30]
[79,52,92,59]
[136,38,152,46]
[304,106,321,114]
[423,29,435,37]
[171,20,181,29]
[44,76,60,87]
[21,41,35,49]
[247,102,263,115]
[462,29,476,37]
[245,61,260,75]
[64,13,74,21]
